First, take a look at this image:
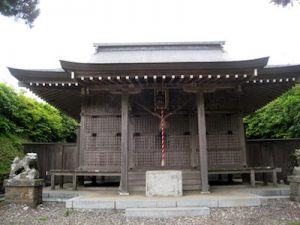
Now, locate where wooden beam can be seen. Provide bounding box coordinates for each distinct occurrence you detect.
[120,93,129,195]
[197,91,210,193]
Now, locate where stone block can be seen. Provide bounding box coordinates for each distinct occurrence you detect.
[125,207,210,218]
[281,189,290,196]
[116,200,156,209]
[146,170,182,197]
[290,183,299,195]
[42,193,50,198]
[4,179,43,207]
[218,198,261,207]
[177,199,218,207]
[47,192,78,199]
[255,190,282,196]
[290,195,300,202]
[156,200,177,208]
[288,176,300,183]
[72,200,115,209]
[65,199,73,208]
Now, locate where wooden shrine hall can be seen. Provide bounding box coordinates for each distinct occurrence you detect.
[8,42,300,194]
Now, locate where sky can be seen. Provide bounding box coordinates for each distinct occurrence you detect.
[1,0,300,95]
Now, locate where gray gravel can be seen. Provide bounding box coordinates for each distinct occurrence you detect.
[0,199,300,225]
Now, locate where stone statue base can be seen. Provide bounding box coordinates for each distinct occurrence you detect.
[288,175,300,202]
[4,179,43,207]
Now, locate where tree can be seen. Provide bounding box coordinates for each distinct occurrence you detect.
[244,84,300,139]
[0,83,79,142]
[272,0,298,6]
[0,0,40,27]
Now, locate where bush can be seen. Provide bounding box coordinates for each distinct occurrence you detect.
[0,135,24,193]
[0,83,79,142]
[245,84,300,139]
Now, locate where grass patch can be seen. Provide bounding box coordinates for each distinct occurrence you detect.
[38,216,48,222]
[0,135,24,192]
[64,208,72,217]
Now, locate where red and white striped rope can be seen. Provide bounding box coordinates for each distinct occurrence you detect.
[161,107,165,166]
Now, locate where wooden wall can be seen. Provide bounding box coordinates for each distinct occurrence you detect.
[23,138,300,183]
[79,93,121,171]
[247,138,300,182]
[78,90,245,172]
[23,143,77,184]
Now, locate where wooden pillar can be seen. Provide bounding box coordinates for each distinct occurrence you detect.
[250,169,256,187]
[120,93,129,195]
[197,91,210,193]
[75,128,80,168]
[51,174,55,190]
[237,113,247,167]
[78,116,85,169]
[189,115,197,168]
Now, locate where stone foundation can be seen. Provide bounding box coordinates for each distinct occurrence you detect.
[288,175,300,202]
[146,170,182,197]
[4,179,43,207]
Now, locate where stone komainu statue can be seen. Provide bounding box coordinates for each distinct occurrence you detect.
[293,149,300,175]
[9,153,39,180]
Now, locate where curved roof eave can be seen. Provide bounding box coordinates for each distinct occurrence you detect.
[7,67,71,82]
[260,64,300,74]
[60,57,269,73]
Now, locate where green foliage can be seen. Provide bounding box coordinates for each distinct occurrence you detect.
[0,83,79,142]
[0,135,23,174]
[64,208,72,217]
[38,216,48,222]
[245,84,300,139]
[0,83,78,191]
[0,0,40,27]
[290,222,300,225]
[0,135,24,192]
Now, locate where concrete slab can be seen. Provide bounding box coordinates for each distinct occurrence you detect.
[253,190,282,196]
[156,200,177,208]
[45,192,78,199]
[218,198,261,207]
[42,183,290,210]
[125,207,210,218]
[71,199,115,209]
[251,187,290,197]
[65,199,73,208]
[116,200,156,209]
[281,189,290,196]
[177,199,218,207]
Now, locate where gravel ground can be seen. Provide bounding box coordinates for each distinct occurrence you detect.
[0,199,300,225]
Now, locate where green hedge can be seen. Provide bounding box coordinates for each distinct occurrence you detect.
[245,84,300,139]
[0,83,78,142]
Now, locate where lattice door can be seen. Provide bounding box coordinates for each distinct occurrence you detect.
[206,113,243,169]
[132,114,192,169]
[81,115,121,171]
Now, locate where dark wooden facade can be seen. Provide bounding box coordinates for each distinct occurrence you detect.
[80,90,246,169]
[8,42,300,193]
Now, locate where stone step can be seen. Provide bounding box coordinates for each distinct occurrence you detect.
[66,197,262,209]
[125,207,210,218]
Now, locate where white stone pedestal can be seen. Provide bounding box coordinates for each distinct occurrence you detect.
[146,170,182,197]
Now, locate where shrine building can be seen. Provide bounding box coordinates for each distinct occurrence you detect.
[8,42,300,194]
